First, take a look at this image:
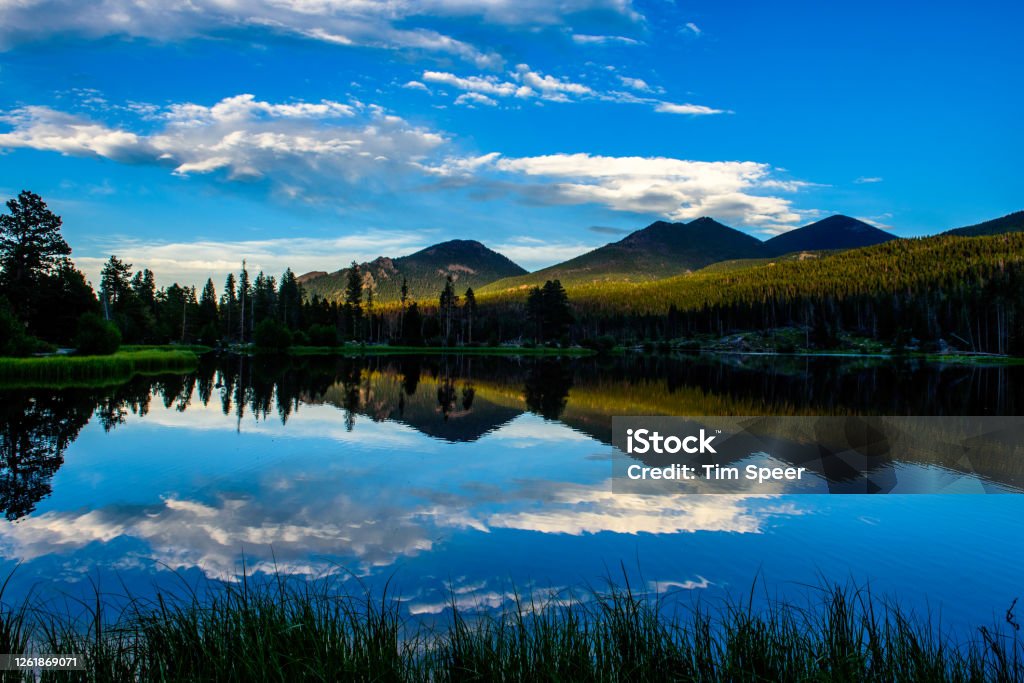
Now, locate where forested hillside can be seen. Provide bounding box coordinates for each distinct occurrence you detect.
[4,189,1024,357]
[477,233,1024,354]
[481,217,767,291]
[301,240,525,303]
[943,210,1024,237]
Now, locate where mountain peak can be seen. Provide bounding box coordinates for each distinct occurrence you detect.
[687,216,728,227]
[300,239,526,303]
[764,215,896,256]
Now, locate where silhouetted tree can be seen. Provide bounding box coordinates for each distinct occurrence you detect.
[464,287,477,344]
[198,278,220,344]
[222,272,237,341]
[439,274,457,345]
[527,279,573,343]
[278,268,303,329]
[343,261,363,341]
[0,390,94,520]
[0,191,72,336]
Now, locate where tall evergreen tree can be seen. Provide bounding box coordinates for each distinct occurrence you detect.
[464,287,477,344]
[399,276,409,340]
[343,261,363,340]
[199,279,219,328]
[527,279,573,343]
[0,191,72,335]
[277,268,303,329]
[100,256,133,319]
[238,261,250,342]
[438,274,457,344]
[222,273,237,340]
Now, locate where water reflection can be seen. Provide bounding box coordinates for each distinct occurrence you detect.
[0,353,1022,629]
[2,353,1024,522]
[0,391,94,520]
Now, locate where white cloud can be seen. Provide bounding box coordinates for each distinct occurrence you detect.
[423,71,522,98]
[491,237,599,270]
[514,64,595,101]
[423,65,594,104]
[855,176,883,184]
[422,66,723,118]
[0,94,448,201]
[571,34,640,45]
[655,102,728,115]
[0,0,509,68]
[402,80,431,92]
[0,0,643,67]
[684,22,702,36]
[454,92,499,107]
[857,213,894,230]
[650,576,710,593]
[487,484,793,536]
[618,76,653,92]
[431,153,810,227]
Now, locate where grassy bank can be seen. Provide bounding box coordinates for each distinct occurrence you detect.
[286,344,597,357]
[0,349,200,388]
[0,576,1019,682]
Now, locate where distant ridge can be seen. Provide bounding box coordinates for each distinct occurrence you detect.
[943,210,1024,237]
[763,215,897,256]
[480,217,768,292]
[301,239,526,303]
[300,210,1021,303]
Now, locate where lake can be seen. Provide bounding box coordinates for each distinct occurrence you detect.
[1,353,1022,631]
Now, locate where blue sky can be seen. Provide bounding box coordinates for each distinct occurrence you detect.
[0,0,1020,286]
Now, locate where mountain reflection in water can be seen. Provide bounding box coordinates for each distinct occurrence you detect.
[3,353,1024,522]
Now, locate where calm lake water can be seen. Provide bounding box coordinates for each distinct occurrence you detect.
[1,353,1023,629]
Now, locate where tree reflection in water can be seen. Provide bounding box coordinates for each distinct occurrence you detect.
[0,390,94,520]
[3,352,1024,520]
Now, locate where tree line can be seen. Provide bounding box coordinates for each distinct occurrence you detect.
[0,191,575,355]
[5,189,1022,357]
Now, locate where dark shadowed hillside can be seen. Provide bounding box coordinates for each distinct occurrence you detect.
[943,210,1024,237]
[481,217,768,293]
[764,215,896,256]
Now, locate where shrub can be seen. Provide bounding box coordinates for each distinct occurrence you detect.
[308,324,338,347]
[254,319,292,352]
[75,313,121,355]
[582,334,618,354]
[0,300,45,356]
[198,322,220,347]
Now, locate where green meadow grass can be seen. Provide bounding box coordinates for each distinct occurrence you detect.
[0,349,200,388]
[0,573,1019,682]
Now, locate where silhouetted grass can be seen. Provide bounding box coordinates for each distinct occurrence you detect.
[0,571,1020,682]
[0,350,199,388]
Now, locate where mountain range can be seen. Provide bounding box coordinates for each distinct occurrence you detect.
[298,211,1020,303]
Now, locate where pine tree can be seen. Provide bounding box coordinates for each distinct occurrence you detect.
[238,261,250,342]
[399,277,409,340]
[100,256,133,322]
[0,191,71,334]
[438,274,458,345]
[222,273,237,341]
[199,279,219,327]
[464,287,477,344]
[277,268,303,329]
[343,261,363,341]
